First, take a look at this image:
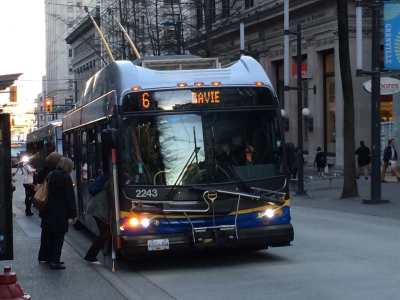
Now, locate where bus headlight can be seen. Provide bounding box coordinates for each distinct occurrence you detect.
[141,218,150,228]
[257,208,283,219]
[265,209,275,218]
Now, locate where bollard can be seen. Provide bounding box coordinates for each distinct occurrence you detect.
[0,267,31,300]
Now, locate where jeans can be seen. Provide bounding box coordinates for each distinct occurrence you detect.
[84,217,112,262]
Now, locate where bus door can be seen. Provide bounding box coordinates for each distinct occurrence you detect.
[74,130,84,216]
[80,128,91,217]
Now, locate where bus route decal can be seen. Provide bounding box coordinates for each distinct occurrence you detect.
[136,189,158,198]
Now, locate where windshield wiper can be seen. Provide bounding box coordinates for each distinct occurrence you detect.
[165,127,201,201]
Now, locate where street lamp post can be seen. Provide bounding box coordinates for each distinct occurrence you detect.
[356,0,388,204]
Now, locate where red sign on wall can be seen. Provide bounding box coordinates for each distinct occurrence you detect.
[292,63,308,76]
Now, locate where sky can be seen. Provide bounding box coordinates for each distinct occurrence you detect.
[0,0,45,107]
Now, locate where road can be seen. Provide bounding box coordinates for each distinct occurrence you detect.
[9,170,400,300]
[65,206,400,300]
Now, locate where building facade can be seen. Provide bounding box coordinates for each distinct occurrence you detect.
[187,0,399,170]
[40,0,98,126]
[66,7,102,103]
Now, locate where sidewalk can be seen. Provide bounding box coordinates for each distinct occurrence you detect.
[290,166,400,221]
[2,169,126,300]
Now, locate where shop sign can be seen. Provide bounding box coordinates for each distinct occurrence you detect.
[363,77,400,95]
[292,63,311,78]
[384,2,400,70]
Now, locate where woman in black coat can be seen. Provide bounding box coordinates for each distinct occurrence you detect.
[36,152,64,264]
[40,157,77,270]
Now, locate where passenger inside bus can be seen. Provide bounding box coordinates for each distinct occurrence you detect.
[220,133,254,166]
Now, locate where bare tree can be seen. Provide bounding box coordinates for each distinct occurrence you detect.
[337,0,358,198]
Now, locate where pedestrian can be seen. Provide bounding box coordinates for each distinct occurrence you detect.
[36,152,64,264]
[291,147,304,179]
[355,141,371,180]
[381,138,400,183]
[15,153,24,174]
[84,169,112,265]
[22,155,37,216]
[39,157,77,270]
[314,147,327,177]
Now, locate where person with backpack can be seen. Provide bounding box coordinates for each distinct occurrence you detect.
[314,147,327,177]
[84,169,112,265]
[355,141,371,180]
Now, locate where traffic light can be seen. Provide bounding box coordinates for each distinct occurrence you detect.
[45,99,53,113]
[9,86,17,102]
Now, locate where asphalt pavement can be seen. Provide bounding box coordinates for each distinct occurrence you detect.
[2,166,400,299]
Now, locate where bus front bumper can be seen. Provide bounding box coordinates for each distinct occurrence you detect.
[120,224,293,256]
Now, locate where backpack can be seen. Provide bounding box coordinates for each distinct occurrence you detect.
[320,154,327,164]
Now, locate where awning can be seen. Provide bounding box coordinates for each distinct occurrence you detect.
[0,73,23,90]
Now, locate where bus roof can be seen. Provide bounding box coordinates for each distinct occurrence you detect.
[77,56,272,109]
[26,120,62,143]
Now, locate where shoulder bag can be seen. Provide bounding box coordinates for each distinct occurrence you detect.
[33,172,52,211]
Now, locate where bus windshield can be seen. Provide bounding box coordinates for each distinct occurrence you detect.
[122,110,283,186]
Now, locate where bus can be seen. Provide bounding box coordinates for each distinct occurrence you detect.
[26,120,63,170]
[62,55,293,260]
[11,141,26,166]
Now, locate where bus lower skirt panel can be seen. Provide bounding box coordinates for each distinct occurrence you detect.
[120,224,293,256]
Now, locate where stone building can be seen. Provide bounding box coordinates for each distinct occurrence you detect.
[187,0,399,170]
[37,0,97,126]
[66,7,102,103]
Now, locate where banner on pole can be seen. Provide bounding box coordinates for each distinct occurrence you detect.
[384,2,400,70]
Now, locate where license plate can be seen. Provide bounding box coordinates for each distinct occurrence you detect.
[147,239,169,251]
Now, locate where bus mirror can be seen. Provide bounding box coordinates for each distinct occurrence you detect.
[101,128,119,149]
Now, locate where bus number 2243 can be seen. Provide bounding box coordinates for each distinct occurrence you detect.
[136,189,158,197]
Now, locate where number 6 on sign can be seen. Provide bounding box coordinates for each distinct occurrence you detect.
[142,92,150,108]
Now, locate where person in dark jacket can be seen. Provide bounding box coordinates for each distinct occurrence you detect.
[381,138,400,182]
[355,141,371,180]
[40,157,77,270]
[84,171,112,265]
[36,152,64,264]
[314,147,327,177]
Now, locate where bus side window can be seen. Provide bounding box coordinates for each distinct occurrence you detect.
[82,131,88,181]
[88,127,96,180]
[63,133,69,157]
[70,132,75,164]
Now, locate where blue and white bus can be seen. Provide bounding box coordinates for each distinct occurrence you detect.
[62,55,293,260]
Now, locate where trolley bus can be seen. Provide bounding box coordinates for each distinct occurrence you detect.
[11,141,26,166]
[62,55,293,258]
[26,120,63,170]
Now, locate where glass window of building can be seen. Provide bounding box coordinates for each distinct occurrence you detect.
[324,52,335,155]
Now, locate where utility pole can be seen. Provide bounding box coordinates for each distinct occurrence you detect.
[284,0,306,195]
[356,0,388,204]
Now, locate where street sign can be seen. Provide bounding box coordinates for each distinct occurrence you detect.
[384,2,400,70]
[363,77,400,95]
[9,86,17,102]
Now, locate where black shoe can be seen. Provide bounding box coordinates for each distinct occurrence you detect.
[50,263,65,270]
[25,212,33,216]
[381,180,388,183]
[39,260,64,264]
[356,177,359,179]
[365,177,368,180]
